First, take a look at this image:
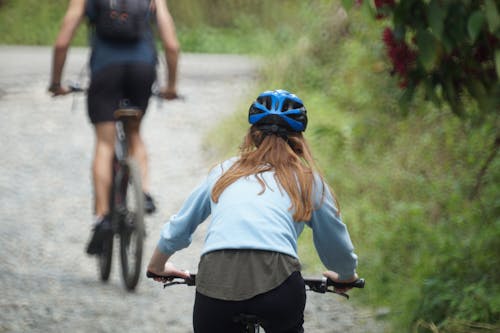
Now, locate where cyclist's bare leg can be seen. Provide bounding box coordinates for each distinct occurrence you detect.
[93,122,116,218]
[126,119,150,193]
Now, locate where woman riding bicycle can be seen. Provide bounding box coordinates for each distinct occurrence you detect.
[147,90,359,332]
[49,0,180,255]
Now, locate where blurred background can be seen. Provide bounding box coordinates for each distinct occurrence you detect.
[1,1,498,332]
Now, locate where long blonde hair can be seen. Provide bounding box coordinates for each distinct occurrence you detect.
[211,126,338,221]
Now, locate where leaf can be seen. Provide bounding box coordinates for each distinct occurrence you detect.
[441,35,454,53]
[424,80,441,107]
[428,0,445,39]
[361,0,375,18]
[465,79,487,101]
[341,0,353,11]
[417,30,438,71]
[496,50,500,78]
[398,84,415,114]
[485,0,500,33]
[467,11,485,42]
[443,77,463,116]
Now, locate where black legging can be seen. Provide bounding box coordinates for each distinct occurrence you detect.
[193,271,306,333]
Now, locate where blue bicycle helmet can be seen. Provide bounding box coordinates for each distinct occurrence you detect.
[248,90,308,132]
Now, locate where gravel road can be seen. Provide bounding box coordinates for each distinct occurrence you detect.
[0,46,386,333]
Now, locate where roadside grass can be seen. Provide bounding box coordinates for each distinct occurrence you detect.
[0,0,302,55]
[0,0,88,45]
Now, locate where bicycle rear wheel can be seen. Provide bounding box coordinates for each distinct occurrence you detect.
[118,158,145,291]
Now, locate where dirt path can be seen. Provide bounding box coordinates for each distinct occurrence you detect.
[0,46,385,333]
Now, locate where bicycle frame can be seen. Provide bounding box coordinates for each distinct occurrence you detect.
[114,119,128,163]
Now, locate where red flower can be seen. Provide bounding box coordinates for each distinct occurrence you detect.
[382,28,416,88]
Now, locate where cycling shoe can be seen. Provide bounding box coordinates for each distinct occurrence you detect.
[86,216,112,255]
[144,192,156,215]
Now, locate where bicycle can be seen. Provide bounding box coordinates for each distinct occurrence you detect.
[71,86,146,291]
[146,271,365,332]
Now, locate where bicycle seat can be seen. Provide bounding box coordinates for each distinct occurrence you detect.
[114,107,143,120]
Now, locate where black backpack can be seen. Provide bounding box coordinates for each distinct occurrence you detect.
[90,0,151,42]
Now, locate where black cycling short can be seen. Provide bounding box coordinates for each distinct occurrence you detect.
[193,271,306,333]
[87,63,156,124]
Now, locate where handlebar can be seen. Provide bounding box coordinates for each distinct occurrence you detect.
[302,276,364,298]
[146,271,196,286]
[68,83,84,93]
[146,271,364,299]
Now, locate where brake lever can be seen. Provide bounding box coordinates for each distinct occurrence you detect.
[163,280,188,288]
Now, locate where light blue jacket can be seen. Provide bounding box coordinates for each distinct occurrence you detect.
[157,158,358,279]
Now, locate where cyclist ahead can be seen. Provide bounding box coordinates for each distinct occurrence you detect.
[147,90,359,332]
[49,0,179,255]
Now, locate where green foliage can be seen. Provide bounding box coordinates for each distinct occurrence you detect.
[356,0,500,117]
[293,8,500,331]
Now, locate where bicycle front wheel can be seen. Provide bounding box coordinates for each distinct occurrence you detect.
[118,158,145,291]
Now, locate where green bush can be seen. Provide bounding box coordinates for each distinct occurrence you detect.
[287,9,500,331]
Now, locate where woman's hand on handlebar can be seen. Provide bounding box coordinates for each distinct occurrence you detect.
[147,262,191,283]
[323,270,359,293]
